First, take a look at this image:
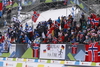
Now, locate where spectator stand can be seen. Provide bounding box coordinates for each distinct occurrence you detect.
[0,0,100,62]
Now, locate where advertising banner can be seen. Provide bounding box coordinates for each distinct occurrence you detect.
[25,62,64,67]
[9,44,16,57]
[3,61,25,67]
[39,44,66,59]
[9,44,16,53]
[0,40,11,53]
[3,61,17,67]
[65,66,99,67]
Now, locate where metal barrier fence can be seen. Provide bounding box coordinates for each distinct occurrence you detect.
[0,43,87,61]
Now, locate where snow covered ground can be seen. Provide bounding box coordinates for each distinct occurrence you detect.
[19,7,80,30]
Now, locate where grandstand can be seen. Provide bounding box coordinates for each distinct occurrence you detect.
[0,0,100,67]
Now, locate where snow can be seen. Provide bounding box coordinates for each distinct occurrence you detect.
[37,7,78,22]
[19,7,80,30]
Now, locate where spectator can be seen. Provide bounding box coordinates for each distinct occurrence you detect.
[84,36,91,44]
[56,17,60,23]
[61,16,65,30]
[80,13,86,30]
[1,13,100,46]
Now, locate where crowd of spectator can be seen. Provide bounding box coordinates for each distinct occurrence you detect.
[0,13,100,45]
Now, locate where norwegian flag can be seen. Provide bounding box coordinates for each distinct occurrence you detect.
[85,42,100,62]
[32,11,40,22]
[93,18,99,26]
[71,42,78,54]
[32,43,39,58]
[88,17,95,25]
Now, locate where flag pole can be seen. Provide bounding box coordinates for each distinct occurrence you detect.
[32,11,34,31]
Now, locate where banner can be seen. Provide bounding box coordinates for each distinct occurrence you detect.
[9,44,16,57]
[39,44,66,59]
[25,62,64,67]
[3,61,17,67]
[3,61,25,67]
[0,40,11,53]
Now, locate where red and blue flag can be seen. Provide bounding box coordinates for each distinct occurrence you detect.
[32,11,40,22]
[32,43,39,58]
[85,42,100,62]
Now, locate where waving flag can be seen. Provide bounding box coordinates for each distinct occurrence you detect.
[88,17,99,26]
[93,18,99,26]
[85,42,100,62]
[32,11,40,22]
